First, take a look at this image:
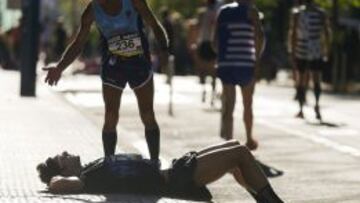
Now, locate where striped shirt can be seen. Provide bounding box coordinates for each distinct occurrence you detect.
[295,6,326,60]
[217,2,256,69]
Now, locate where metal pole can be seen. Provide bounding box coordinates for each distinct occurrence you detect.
[20,0,41,97]
[167,55,175,117]
[331,0,340,91]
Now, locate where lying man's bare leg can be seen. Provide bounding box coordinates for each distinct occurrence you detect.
[193,143,283,202]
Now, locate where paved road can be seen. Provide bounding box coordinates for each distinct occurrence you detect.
[54,73,360,203]
[0,70,213,203]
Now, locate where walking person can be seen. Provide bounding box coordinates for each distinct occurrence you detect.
[197,0,223,106]
[288,0,306,102]
[0,27,13,70]
[37,140,284,202]
[213,0,264,150]
[53,19,68,61]
[43,0,169,164]
[290,0,331,120]
[160,7,174,56]
[185,12,201,78]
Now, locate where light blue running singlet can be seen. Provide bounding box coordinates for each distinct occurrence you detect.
[92,0,149,57]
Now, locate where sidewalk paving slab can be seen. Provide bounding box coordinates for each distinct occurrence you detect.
[3,69,360,203]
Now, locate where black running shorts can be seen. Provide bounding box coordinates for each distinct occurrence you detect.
[295,58,324,73]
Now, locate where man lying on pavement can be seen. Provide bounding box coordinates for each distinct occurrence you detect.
[37,140,284,203]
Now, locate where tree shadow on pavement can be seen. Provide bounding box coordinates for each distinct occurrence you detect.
[256,160,284,178]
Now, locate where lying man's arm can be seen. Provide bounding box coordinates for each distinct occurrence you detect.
[49,176,84,194]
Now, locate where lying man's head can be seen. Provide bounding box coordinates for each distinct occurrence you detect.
[37,151,82,184]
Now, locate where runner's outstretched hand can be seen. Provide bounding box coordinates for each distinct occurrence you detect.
[43,66,63,86]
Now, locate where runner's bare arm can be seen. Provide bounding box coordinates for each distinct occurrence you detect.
[212,12,220,53]
[49,176,84,193]
[250,6,264,62]
[288,11,295,54]
[323,13,332,57]
[56,4,94,71]
[132,0,169,51]
[291,13,299,61]
[43,4,94,86]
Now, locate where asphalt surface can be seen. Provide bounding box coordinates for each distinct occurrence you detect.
[56,73,360,203]
[1,69,360,203]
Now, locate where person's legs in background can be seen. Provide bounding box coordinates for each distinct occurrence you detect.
[295,60,309,119]
[240,80,258,150]
[312,69,322,120]
[210,74,217,107]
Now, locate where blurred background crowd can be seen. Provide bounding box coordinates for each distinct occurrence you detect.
[0,0,359,93]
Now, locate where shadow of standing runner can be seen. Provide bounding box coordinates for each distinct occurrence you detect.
[40,193,161,203]
[39,187,213,202]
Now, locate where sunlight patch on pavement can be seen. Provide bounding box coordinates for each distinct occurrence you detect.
[258,119,360,158]
[252,96,297,117]
[318,129,359,137]
[65,93,103,108]
[64,86,197,108]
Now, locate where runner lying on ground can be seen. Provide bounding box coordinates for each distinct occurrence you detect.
[37,140,283,202]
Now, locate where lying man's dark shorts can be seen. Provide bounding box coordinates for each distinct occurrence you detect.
[167,151,198,192]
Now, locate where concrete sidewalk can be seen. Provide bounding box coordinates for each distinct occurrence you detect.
[2,69,360,203]
[0,69,205,203]
[53,73,360,203]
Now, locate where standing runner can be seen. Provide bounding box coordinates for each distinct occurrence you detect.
[213,0,264,150]
[290,0,331,120]
[43,0,169,164]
